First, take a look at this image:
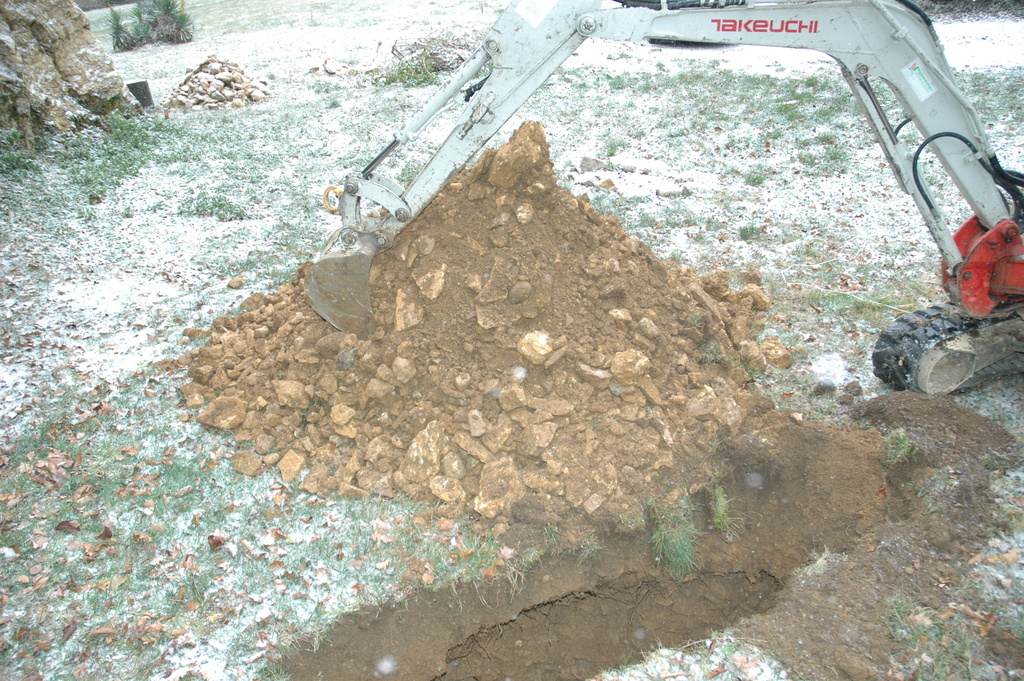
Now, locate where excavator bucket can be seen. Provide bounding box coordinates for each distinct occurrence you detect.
[304,242,376,334]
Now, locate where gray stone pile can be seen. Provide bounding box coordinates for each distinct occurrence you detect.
[164,56,269,111]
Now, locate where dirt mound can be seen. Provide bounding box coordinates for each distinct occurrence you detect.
[179,123,1022,680]
[182,122,799,536]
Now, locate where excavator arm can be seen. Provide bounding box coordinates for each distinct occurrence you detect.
[305,0,1024,393]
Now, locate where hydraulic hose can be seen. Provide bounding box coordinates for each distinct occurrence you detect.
[910,132,1024,224]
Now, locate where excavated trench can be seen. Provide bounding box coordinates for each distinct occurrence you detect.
[285,532,784,681]
[434,568,781,681]
[284,413,892,681]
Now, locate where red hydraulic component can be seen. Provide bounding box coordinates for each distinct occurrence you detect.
[943,216,1024,316]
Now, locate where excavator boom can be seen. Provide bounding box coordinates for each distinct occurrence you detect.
[306,0,1024,392]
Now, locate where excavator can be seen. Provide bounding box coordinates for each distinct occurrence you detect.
[303,0,1024,395]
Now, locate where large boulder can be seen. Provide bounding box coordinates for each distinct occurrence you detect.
[0,0,136,148]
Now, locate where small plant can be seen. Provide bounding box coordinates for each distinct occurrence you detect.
[107,0,194,52]
[649,496,700,580]
[743,164,771,186]
[373,35,472,87]
[738,223,763,242]
[696,339,726,365]
[708,485,740,540]
[794,547,840,579]
[603,136,627,157]
[577,530,603,565]
[882,428,917,468]
[180,190,248,222]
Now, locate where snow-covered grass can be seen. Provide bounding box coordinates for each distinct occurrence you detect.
[1,0,1022,679]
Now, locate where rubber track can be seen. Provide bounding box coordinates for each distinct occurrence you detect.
[966,351,1024,390]
[872,305,992,391]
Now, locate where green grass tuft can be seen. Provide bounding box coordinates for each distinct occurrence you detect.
[180,190,249,221]
[708,485,740,540]
[649,496,700,580]
[882,428,917,468]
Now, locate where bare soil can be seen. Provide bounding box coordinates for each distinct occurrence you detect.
[180,124,1021,680]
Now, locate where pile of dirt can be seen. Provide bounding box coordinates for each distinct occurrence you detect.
[163,56,269,111]
[179,122,1024,680]
[181,122,796,536]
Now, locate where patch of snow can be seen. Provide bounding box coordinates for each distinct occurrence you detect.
[809,352,849,388]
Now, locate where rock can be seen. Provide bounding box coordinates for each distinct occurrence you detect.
[179,381,207,409]
[761,337,793,369]
[487,121,550,189]
[610,349,650,385]
[638,317,661,339]
[300,463,333,497]
[685,387,746,435]
[315,332,351,358]
[522,470,563,494]
[232,450,263,477]
[525,396,574,416]
[322,57,347,75]
[0,0,136,146]
[395,286,423,331]
[518,331,553,364]
[467,410,488,438]
[410,235,436,258]
[413,265,446,300]
[577,363,613,389]
[278,450,306,483]
[197,396,247,429]
[474,457,526,518]
[579,156,607,172]
[583,493,605,514]
[499,383,528,411]
[392,357,417,384]
[516,203,534,224]
[364,378,393,401]
[482,414,514,453]
[401,421,446,483]
[609,309,632,322]
[441,452,467,479]
[507,280,533,304]
[701,270,733,300]
[357,470,394,497]
[738,340,768,373]
[454,431,493,463]
[329,403,356,430]
[520,422,557,456]
[429,476,466,503]
[253,434,275,455]
[740,284,771,311]
[273,380,309,409]
[337,481,369,499]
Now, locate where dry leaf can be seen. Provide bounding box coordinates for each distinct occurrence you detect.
[207,530,228,551]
